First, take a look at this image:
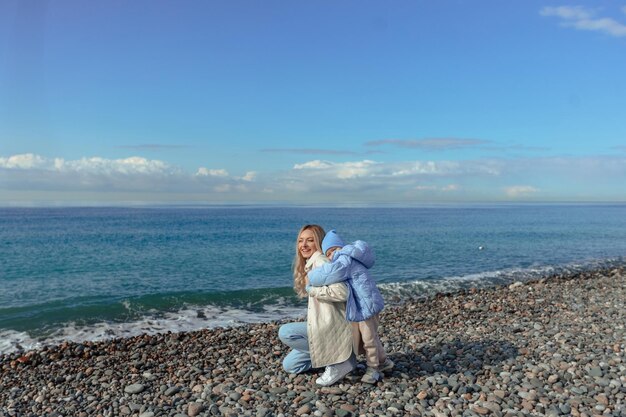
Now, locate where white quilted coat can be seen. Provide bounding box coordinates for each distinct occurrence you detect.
[305,252,354,368]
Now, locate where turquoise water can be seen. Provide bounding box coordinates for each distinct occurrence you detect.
[1,204,626,353]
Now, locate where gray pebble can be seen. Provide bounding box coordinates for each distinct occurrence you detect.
[124,383,145,394]
[164,386,180,396]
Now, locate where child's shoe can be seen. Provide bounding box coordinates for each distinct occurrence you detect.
[361,367,382,384]
[379,358,395,373]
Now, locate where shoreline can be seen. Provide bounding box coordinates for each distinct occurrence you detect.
[3,258,624,357]
[1,267,625,417]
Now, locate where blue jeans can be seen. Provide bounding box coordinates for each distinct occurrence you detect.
[278,321,312,374]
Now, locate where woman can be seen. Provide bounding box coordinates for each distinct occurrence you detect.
[278,224,355,386]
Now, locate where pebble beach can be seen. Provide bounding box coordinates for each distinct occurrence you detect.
[1,267,624,417]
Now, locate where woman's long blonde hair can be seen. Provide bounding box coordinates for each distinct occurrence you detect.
[293,224,325,298]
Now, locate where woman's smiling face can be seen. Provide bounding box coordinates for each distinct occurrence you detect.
[298,229,319,259]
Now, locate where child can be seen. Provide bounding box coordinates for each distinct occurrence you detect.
[306,230,394,383]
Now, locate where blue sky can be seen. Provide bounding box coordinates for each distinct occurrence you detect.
[1,0,625,205]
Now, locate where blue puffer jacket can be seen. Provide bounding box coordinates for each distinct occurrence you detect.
[307,240,384,322]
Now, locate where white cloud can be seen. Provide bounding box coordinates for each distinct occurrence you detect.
[291,159,484,180]
[573,17,626,36]
[293,160,334,170]
[280,159,501,197]
[540,6,592,20]
[391,161,460,176]
[0,154,175,176]
[0,154,182,194]
[336,161,378,179]
[292,160,379,179]
[504,185,539,198]
[240,171,256,182]
[0,153,47,169]
[196,167,229,177]
[62,156,173,175]
[540,6,626,37]
[284,156,625,200]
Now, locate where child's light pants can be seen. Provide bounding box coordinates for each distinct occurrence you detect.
[352,313,387,369]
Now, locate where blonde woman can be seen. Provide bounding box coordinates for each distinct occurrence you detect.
[278,224,355,386]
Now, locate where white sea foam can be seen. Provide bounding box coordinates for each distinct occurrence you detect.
[0,303,306,355]
[377,262,597,300]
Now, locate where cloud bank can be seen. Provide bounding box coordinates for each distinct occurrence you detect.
[1,153,625,203]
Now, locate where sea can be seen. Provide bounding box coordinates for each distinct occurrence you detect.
[1,204,626,355]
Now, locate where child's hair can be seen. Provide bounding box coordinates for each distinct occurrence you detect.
[293,224,325,297]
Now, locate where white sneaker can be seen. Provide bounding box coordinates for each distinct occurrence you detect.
[315,358,355,386]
